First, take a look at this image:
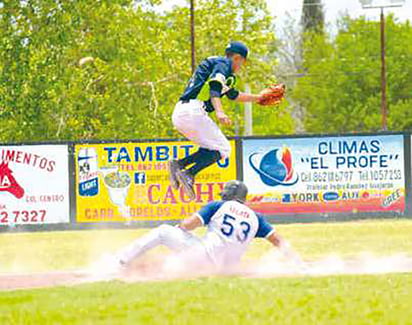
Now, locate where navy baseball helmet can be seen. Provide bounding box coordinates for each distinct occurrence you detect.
[225,41,248,59]
[220,180,248,203]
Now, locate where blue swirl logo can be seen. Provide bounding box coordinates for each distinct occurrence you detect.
[249,148,298,187]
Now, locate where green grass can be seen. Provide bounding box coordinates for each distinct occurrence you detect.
[1,219,412,324]
[1,274,412,324]
[0,228,145,273]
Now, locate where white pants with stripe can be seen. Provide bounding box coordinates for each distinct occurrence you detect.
[172,100,231,159]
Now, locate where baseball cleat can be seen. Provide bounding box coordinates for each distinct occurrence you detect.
[176,170,196,200]
[168,159,181,190]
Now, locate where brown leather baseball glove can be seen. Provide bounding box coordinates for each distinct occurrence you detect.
[257,83,286,106]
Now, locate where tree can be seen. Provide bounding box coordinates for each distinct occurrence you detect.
[273,13,306,133]
[0,0,295,142]
[301,0,325,34]
[292,14,412,133]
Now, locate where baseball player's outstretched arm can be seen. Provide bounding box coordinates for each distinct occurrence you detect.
[178,214,203,231]
[234,92,262,103]
[267,232,304,266]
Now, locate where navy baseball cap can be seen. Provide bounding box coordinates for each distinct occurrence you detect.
[225,41,248,59]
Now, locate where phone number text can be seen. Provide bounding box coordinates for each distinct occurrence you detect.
[300,169,402,183]
[0,210,46,224]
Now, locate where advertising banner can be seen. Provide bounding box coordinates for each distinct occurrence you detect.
[0,145,70,225]
[75,140,237,223]
[243,135,405,215]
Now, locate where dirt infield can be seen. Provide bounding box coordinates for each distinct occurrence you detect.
[0,271,95,291]
[2,253,412,291]
[0,258,169,291]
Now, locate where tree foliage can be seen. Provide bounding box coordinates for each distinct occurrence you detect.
[293,14,412,133]
[1,1,410,142]
[0,0,292,142]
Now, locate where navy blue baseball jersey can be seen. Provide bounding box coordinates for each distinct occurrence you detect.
[180,56,240,112]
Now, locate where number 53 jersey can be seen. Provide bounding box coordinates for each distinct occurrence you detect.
[195,200,275,269]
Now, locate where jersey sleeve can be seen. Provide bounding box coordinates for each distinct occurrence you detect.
[209,80,223,98]
[226,88,240,100]
[196,201,224,225]
[209,62,231,86]
[255,214,275,238]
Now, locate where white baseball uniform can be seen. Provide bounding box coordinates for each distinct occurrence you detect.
[172,99,231,159]
[119,200,275,272]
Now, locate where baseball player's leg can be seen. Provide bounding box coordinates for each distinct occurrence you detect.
[172,101,231,159]
[168,148,220,191]
[118,224,199,265]
[171,100,231,198]
[185,147,221,175]
[169,148,218,198]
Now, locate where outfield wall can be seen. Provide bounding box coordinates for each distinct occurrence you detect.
[0,132,410,231]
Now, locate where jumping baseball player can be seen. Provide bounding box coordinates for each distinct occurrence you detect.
[169,41,284,200]
[116,180,302,274]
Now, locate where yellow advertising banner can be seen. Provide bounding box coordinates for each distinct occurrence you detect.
[75,140,237,222]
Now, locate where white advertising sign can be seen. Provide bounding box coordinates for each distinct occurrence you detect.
[0,145,70,225]
[243,135,405,214]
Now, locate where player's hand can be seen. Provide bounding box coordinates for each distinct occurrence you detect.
[216,111,232,126]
